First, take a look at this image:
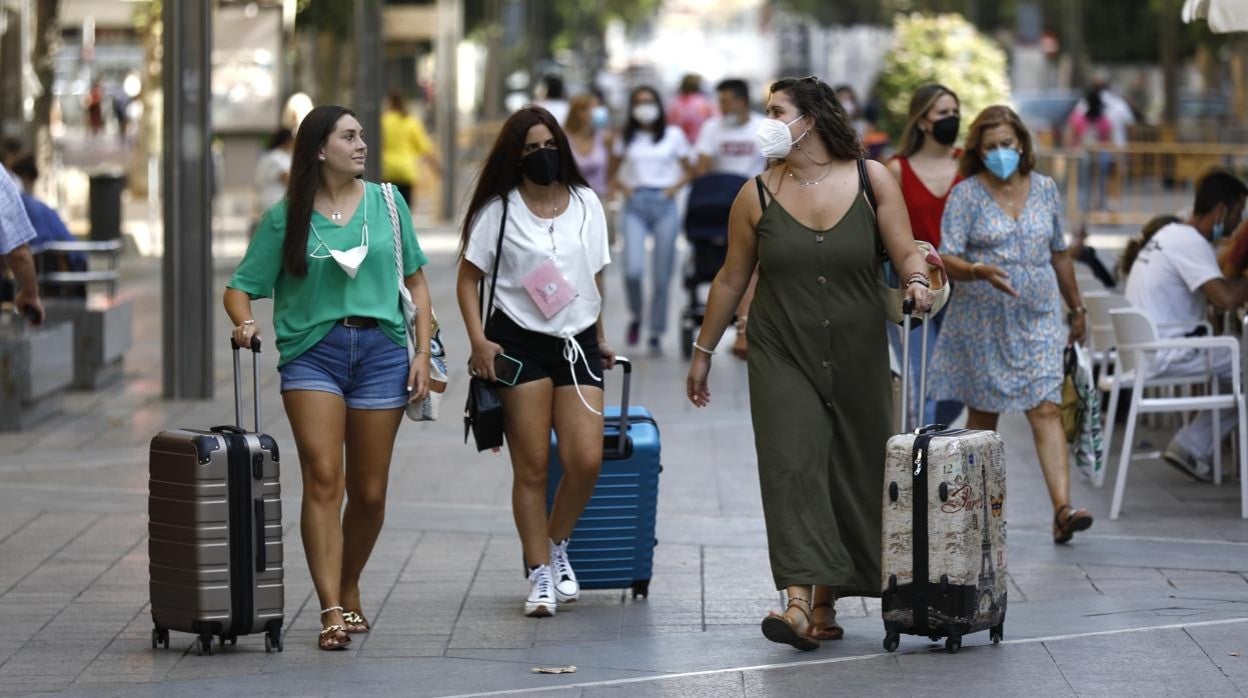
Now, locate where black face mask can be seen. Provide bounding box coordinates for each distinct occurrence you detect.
[930,116,960,146]
[521,148,562,186]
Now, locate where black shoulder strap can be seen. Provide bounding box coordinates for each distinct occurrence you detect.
[858,158,887,258]
[478,196,508,326]
[754,175,769,210]
[857,158,877,212]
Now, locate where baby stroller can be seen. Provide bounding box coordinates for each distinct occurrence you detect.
[680,172,748,359]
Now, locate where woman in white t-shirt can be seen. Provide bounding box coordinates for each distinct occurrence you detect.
[609,86,694,354]
[456,105,616,618]
[254,127,294,219]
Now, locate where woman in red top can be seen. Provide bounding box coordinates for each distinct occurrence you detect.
[886,83,964,427]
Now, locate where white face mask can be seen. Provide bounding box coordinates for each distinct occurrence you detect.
[755,113,808,159]
[310,194,370,279]
[632,103,660,125]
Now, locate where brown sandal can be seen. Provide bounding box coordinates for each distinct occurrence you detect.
[811,602,844,640]
[1053,505,1093,544]
[760,597,820,651]
[342,610,370,634]
[318,606,351,651]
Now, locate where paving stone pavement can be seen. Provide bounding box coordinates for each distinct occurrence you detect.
[0,233,1245,696]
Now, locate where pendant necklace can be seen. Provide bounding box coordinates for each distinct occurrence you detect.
[787,163,832,187]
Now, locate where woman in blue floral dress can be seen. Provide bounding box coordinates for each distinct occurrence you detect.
[929,105,1095,544]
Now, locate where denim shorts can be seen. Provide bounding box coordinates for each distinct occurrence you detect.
[279,322,409,409]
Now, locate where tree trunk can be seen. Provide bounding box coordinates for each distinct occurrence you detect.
[32,0,60,175]
[1161,0,1179,129]
[127,1,164,198]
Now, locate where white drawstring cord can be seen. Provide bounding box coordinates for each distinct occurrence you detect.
[561,336,602,415]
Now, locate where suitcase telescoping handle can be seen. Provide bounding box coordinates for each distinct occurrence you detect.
[612,356,632,457]
[898,298,934,434]
[230,337,262,433]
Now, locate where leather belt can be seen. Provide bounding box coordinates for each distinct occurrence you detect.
[341,316,378,328]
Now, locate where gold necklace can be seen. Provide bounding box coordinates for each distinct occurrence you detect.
[786,163,832,187]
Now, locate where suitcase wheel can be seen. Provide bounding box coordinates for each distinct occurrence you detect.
[945,631,962,654]
[630,580,650,599]
[197,634,214,656]
[265,628,283,653]
[883,630,900,653]
[990,623,1003,645]
[150,627,169,650]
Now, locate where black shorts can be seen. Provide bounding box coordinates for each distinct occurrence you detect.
[485,312,604,390]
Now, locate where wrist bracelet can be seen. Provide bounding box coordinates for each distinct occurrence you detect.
[971,262,985,280]
[907,278,931,288]
[242,319,255,326]
[692,341,716,357]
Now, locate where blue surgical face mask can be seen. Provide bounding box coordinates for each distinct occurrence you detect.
[983,147,1020,180]
[590,105,609,130]
[1213,218,1227,241]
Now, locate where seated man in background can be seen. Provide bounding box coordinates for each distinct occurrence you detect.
[1124,170,1248,481]
[10,155,86,273]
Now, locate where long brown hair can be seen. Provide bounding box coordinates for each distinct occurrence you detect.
[768,76,863,161]
[283,105,356,278]
[564,94,596,135]
[460,106,590,251]
[958,105,1036,179]
[898,84,959,158]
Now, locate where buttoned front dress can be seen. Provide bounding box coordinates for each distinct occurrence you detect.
[746,182,889,595]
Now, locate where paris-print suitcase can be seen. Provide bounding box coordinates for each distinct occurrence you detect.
[879,303,1006,653]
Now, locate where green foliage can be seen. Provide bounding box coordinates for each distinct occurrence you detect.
[875,13,1011,141]
[296,0,354,39]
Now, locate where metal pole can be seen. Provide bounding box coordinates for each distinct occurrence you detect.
[162,0,214,400]
[436,0,462,222]
[355,0,382,182]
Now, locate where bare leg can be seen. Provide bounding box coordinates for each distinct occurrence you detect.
[965,407,999,432]
[1025,401,1070,512]
[1026,400,1093,542]
[283,391,349,649]
[500,380,555,567]
[339,406,405,631]
[547,385,605,542]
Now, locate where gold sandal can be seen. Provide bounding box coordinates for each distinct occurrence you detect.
[318,606,351,651]
[342,609,371,634]
[760,597,820,651]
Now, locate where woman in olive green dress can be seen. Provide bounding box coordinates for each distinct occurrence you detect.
[686,77,934,650]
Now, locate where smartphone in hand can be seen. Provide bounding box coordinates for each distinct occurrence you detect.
[494,353,523,386]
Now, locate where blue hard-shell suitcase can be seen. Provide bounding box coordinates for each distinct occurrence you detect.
[547,357,661,598]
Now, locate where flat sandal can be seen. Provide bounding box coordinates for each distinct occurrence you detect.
[760,597,820,651]
[342,609,371,634]
[318,606,351,651]
[1053,505,1093,544]
[811,602,844,641]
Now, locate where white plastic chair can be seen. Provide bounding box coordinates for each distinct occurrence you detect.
[1084,291,1126,384]
[1092,294,1211,484]
[1108,308,1247,520]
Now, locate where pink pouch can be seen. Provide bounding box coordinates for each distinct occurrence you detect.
[521,258,579,319]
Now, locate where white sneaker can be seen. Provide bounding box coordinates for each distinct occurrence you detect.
[549,538,579,603]
[525,564,557,617]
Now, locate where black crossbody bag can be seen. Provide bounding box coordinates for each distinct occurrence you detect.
[464,198,508,451]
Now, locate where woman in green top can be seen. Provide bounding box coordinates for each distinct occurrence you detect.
[687,77,934,650]
[224,105,433,651]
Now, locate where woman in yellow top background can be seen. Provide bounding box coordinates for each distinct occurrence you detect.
[381,90,443,206]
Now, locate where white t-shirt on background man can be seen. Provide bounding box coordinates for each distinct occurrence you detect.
[1124,222,1222,372]
[464,185,610,337]
[694,112,766,178]
[613,125,691,190]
